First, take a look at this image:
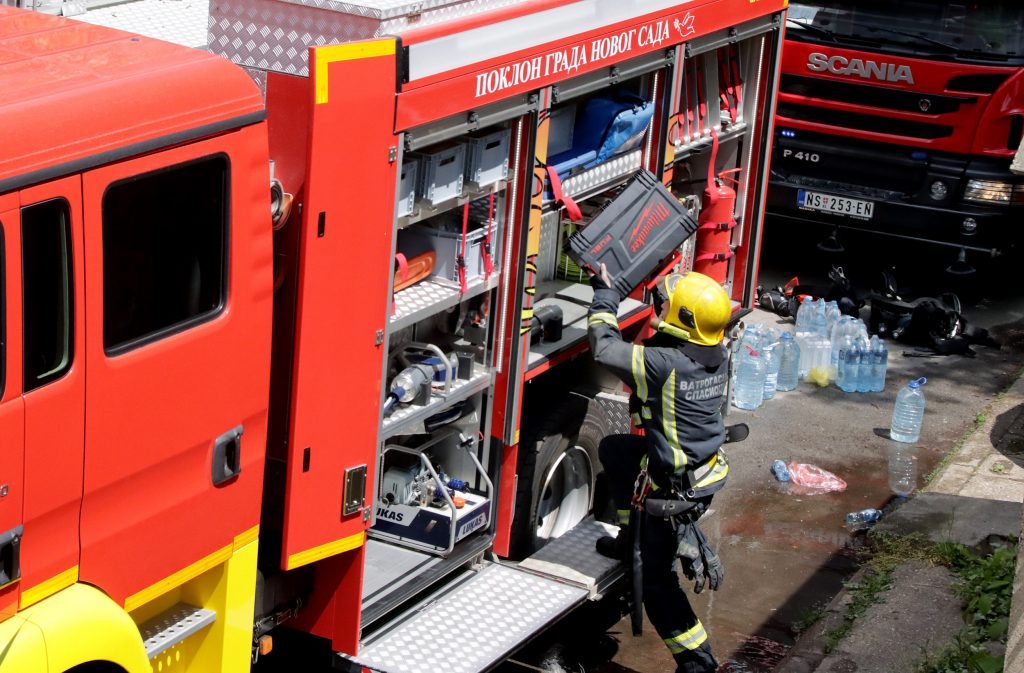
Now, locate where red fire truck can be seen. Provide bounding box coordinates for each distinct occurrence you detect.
[0,0,784,670]
[768,1,1024,273]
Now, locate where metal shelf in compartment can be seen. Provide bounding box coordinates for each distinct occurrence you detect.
[391,273,499,331]
[542,150,643,212]
[673,121,748,162]
[380,369,492,440]
[397,180,507,229]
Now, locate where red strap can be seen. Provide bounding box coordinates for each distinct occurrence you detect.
[483,191,494,279]
[394,252,409,282]
[730,43,743,119]
[683,61,694,143]
[696,62,707,136]
[458,202,469,293]
[546,165,582,222]
[695,250,733,262]
[706,128,720,206]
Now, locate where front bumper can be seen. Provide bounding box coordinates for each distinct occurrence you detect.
[767,177,1019,257]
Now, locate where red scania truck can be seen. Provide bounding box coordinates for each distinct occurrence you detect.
[0,0,784,670]
[768,1,1024,272]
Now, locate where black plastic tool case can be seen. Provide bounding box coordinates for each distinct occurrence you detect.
[565,170,698,299]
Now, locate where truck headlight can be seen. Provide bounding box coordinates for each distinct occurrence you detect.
[963,179,1024,205]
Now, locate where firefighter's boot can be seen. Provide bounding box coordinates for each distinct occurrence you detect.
[673,645,718,673]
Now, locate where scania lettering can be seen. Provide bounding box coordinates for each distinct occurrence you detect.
[0,0,785,671]
[806,52,915,84]
[770,1,1024,271]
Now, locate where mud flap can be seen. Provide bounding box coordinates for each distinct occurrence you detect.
[338,519,624,673]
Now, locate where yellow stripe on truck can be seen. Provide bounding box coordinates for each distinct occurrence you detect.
[315,40,396,104]
[19,565,78,609]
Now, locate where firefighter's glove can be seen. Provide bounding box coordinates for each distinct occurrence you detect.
[675,522,704,583]
[693,525,724,593]
[676,521,724,594]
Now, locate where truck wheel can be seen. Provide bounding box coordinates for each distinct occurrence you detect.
[509,394,611,559]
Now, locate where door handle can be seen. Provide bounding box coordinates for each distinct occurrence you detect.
[211,426,244,487]
[0,525,23,587]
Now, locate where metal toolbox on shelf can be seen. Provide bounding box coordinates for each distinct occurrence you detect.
[410,142,465,206]
[399,214,498,285]
[397,156,419,217]
[460,128,509,190]
[565,169,697,299]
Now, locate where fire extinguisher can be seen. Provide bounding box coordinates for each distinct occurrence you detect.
[694,130,739,284]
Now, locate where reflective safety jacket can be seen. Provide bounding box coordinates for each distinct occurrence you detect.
[588,287,729,490]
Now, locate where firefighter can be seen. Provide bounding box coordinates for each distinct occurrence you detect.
[587,264,731,673]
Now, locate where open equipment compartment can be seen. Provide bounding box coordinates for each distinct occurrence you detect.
[361,116,517,625]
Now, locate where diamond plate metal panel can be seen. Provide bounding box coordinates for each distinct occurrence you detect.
[76,0,211,48]
[518,519,620,596]
[595,391,631,435]
[536,210,561,282]
[353,563,585,673]
[210,0,526,76]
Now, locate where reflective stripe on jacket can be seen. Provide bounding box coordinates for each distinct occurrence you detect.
[588,287,728,487]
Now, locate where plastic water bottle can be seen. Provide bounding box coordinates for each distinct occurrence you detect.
[846,508,882,531]
[795,296,813,333]
[838,342,860,393]
[871,338,888,392]
[888,444,917,496]
[825,301,841,333]
[805,333,831,382]
[733,346,766,410]
[771,460,791,482]
[856,337,873,393]
[890,378,928,443]
[776,332,800,391]
[810,299,829,336]
[762,332,781,400]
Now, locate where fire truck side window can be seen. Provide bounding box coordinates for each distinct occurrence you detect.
[101,155,228,353]
[22,198,73,393]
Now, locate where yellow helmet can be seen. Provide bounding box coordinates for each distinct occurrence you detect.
[661,272,731,346]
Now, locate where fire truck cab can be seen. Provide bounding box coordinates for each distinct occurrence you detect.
[769,1,1024,272]
[0,0,785,670]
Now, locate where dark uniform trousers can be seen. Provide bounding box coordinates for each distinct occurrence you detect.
[599,434,718,673]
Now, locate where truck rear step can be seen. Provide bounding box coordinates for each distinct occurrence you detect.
[139,603,216,658]
[339,519,623,673]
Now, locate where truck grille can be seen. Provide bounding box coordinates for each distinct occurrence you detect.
[781,75,973,115]
[777,103,954,140]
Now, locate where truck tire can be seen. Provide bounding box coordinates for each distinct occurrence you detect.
[509,394,611,559]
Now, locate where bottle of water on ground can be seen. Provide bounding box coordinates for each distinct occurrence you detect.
[771,460,791,482]
[888,444,917,496]
[837,341,860,393]
[871,337,888,392]
[846,508,882,531]
[733,345,767,410]
[762,331,781,400]
[856,337,873,393]
[890,377,928,443]
[776,332,800,392]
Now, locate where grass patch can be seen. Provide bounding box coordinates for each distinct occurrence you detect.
[792,602,827,635]
[823,570,893,653]
[822,533,942,653]
[822,533,1013,658]
[914,540,1017,673]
